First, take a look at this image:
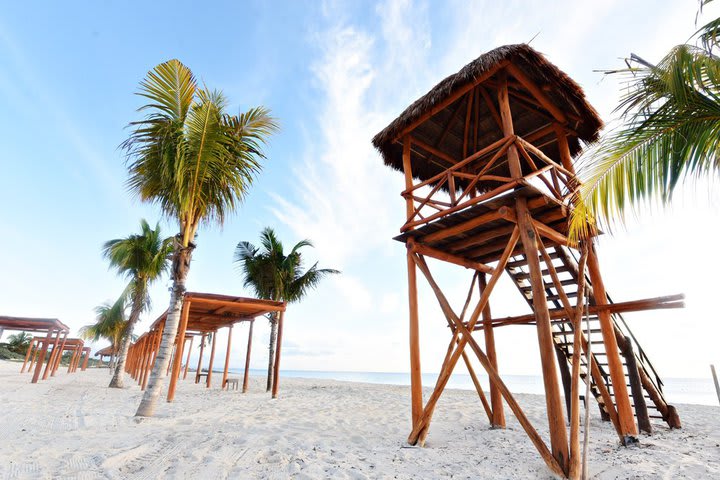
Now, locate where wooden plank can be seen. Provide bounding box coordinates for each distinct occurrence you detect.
[420,207,511,243]
[411,242,493,274]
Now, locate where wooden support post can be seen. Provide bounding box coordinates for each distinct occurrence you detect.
[29,340,41,373]
[222,325,233,390]
[196,333,207,384]
[167,300,191,402]
[555,345,572,421]
[183,336,194,380]
[499,69,569,474]
[51,333,69,376]
[32,330,54,383]
[403,135,423,429]
[243,321,254,393]
[586,244,638,439]
[623,337,651,434]
[712,365,720,406]
[206,331,218,388]
[272,310,285,399]
[43,331,63,380]
[81,349,90,371]
[480,274,504,427]
[20,339,36,373]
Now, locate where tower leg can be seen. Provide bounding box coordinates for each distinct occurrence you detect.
[407,247,422,429]
[586,244,638,440]
[516,200,569,475]
[480,274,504,428]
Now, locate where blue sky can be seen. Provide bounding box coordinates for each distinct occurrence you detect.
[1,0,718,378]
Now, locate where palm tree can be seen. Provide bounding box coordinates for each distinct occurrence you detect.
[103,219,173,388]
[80,298,128,370]
[6,332,32,354]
[234,227,339,393]
[570,8,720,238]
[123,59,278,417]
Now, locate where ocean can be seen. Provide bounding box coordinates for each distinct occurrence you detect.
[230,368,719,406]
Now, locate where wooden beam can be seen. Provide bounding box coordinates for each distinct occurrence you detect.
[420,207,511,243]
[411,242,493,274]
[183,336,194,380]
[195,333,207,384]
[505,63,567,124]
[480,273,505,428]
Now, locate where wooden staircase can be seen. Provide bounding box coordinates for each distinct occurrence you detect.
[505,244,680,432]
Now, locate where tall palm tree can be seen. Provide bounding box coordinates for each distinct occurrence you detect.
[123,59,278,417]
[80,298,128,370]
[570,8,720,238]
[234,227,339,392]
[103,219,173,388]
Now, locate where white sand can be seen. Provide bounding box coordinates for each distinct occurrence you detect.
[0,360,718,479]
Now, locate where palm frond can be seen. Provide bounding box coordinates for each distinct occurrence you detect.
[570,43,720,239]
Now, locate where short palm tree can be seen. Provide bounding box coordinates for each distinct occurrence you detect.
[234,227,339,394]
[103,219,172,388]
[6,332,32,354]
[570,9,720,238]
[123,59,278,417]
[80,298,128,370]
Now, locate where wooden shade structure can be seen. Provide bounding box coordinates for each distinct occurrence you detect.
[0,316,69,384]
[373,44,681,479]
[126,292,286,401]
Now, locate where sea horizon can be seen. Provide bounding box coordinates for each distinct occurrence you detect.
[221,368,720,407]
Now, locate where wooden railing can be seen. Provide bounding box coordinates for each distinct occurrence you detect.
[401,134,577,232]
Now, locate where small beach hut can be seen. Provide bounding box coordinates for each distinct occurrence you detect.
[372,44,682,478]
[126,292,286,401]
[0,316,70,383]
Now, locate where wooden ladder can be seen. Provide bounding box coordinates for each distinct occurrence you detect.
[504,244,680,431]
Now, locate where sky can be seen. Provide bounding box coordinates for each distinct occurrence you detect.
[1,0,718,380]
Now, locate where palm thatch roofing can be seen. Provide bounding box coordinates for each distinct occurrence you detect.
[372,44,603,192]
[95,345,117,357]
[0,316,69,333]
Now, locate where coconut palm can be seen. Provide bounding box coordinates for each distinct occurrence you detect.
[234,227,339,393]
[80,298,128,370]
[570,8,720,238]
[123,59,278,417]
[103,219,173,388]
[6,332,32,354]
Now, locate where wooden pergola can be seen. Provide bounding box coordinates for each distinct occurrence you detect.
[21,337,87,377]
[126,292,286,401]
[0,316,70,383]
[372,44,682,478]
[94,345,117,365]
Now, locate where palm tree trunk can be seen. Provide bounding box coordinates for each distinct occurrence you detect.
[135,240,194,417]
[109,290,144,388]
[266,313,278,392]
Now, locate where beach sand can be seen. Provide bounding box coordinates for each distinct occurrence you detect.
[0,360,718,479]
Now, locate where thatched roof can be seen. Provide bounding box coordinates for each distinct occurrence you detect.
[95,345,116,357]
[372,44,602,192]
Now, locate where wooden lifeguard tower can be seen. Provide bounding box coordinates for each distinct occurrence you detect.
[372,44,683,478]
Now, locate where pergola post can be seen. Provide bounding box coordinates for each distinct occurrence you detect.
[42,330,63,380]
[222,325,233,390]
[51,333,69,376]
[206,331,218,388]
[183,335,194,380]
[168,301,191,402]
[271,310,285,399]
[32,330,54,383]
[28,340,41,373]
[196,333,207,384]
[243,320,254,393]
[81,348,90,371]
[20,339,38,373]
